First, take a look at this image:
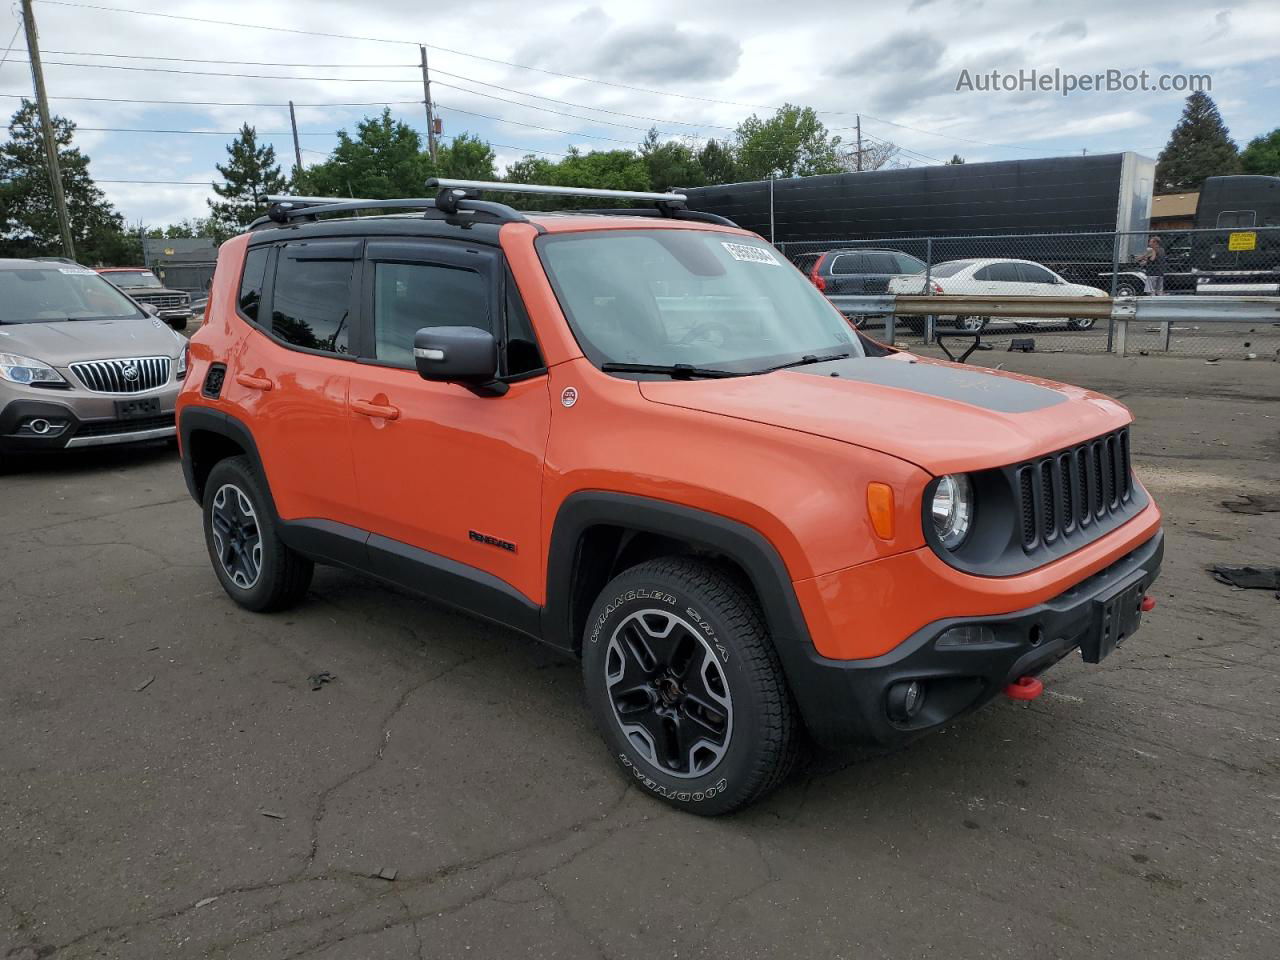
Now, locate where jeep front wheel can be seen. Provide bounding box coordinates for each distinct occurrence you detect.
[581,558,798,815]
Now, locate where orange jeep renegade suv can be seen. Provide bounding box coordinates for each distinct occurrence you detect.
[177,180,1163,815]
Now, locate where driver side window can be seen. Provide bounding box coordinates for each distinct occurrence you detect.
[372,261,489,368]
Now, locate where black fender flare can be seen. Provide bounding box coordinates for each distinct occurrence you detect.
[178,407,272,512]
[542,492,838,727]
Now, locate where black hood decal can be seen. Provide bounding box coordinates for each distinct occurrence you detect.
[792,357,1067,414]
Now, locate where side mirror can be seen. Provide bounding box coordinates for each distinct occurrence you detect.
[413,326,506,395]
[141,302,160,317]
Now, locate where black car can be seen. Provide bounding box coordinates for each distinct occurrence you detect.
[805,248,927,295]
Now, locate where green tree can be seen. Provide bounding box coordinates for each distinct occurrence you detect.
[947,154,966,164]
[208,123,289,231]
[697,139,739,184]
[299,110,427,200]
[0,99,133,263]
[1239,128,1280,176]
[733,105,844,180]
[500,147,648,209]
[436,132,497,180]
[640,128,705,191]
[1154,92,1240,192]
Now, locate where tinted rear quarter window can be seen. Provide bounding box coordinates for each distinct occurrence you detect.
[238,247,269,322]
[271,256,355,354]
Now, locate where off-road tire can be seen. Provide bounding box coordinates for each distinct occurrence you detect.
[202,455,313,612]
[581,557,799,816]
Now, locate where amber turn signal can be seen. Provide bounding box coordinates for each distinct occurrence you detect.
[867,482,895,540]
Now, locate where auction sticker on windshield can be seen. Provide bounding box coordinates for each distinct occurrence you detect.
[57,267,98,276]
[721,242,780,265]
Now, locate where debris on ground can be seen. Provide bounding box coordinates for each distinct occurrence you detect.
[260,810,286,820]
[307,671,337,691]
[194,896,219,909]
[1209,565,1280,597]
[1221,495,1280,515]
[133,675,155,692]
[1008,338,1034,352]
[373,867,398,881]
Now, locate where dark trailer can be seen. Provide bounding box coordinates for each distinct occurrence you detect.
[681,152,1154,276]
[1189,175,1280,293]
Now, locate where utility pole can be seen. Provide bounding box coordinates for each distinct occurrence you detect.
[420,45,438,164]
[855,115,863,173]
[21,0,75,259]
[288,100,304,181]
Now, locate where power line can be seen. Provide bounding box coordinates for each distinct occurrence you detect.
[432,76,733,131]
[11,57,422,82]
[35,0,415,46]
[33,0,1036,154]
[0,91,423,107]
[0,20,23,73]
[99,178,211,185]
[44,49,417,67]
[33,1,772,109]
[78,125,333,136]
[435,103,641,144]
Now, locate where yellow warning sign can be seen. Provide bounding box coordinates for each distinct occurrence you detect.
[1228,231,1256,252]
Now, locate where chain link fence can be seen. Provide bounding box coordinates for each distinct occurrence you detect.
[776,227,1280,359]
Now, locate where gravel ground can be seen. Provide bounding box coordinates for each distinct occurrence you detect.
[2,352,1277,960]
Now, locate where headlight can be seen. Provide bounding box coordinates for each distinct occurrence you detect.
[931,474,974,550]
[0,352,66,386]
[176,343,189,377]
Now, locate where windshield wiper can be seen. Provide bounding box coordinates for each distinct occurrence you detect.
[601,362,743,380]
[758,352,851,373]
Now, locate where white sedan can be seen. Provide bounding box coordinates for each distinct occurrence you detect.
[888,258,1107,331]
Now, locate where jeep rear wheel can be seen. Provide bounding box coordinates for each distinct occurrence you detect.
[202,455,313,612]
[581,558,798,815]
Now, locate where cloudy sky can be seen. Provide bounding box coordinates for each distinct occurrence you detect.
[2,0,1278,227]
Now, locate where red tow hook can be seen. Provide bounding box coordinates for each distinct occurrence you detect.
[1004,676,1044,701]
[1140,595,1156,612]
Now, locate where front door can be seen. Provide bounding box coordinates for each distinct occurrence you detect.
[346,240,551,607]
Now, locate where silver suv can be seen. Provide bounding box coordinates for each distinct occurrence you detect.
[0,259,187,456]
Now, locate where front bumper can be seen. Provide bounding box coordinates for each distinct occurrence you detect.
[785,531,1164,748]
[0,394,178,452]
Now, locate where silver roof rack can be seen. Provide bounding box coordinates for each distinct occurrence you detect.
[251,180,736,230]
[427,178,687,204]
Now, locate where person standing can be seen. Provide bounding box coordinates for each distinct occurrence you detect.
[1137,235,1166,295]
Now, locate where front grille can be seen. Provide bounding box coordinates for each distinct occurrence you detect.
[1016,427,1133,552]
[133,293,187,309]
[71,356,172,394]
[76,413,175,437]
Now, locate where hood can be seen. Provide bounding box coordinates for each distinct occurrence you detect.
[127,286,188,298]
[638,354,1132,475]
[0,316,184,367]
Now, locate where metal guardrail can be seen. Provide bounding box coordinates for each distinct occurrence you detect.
[828,294,1280,356]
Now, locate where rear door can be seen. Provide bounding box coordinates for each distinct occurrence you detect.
[225,239,360,525]
[826,253,866,294]
[346,239,550,606]
[973,261,1024,295]
[1015,262,1061,294]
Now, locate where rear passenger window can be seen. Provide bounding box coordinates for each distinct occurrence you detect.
[238,247,269,322]
[373,261,488,367]
[271,256,355,354]
[830,254,863,275]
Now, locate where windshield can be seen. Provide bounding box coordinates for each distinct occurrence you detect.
[103,270,163,289]
[0,266,145,323]
[538,230,862,373]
